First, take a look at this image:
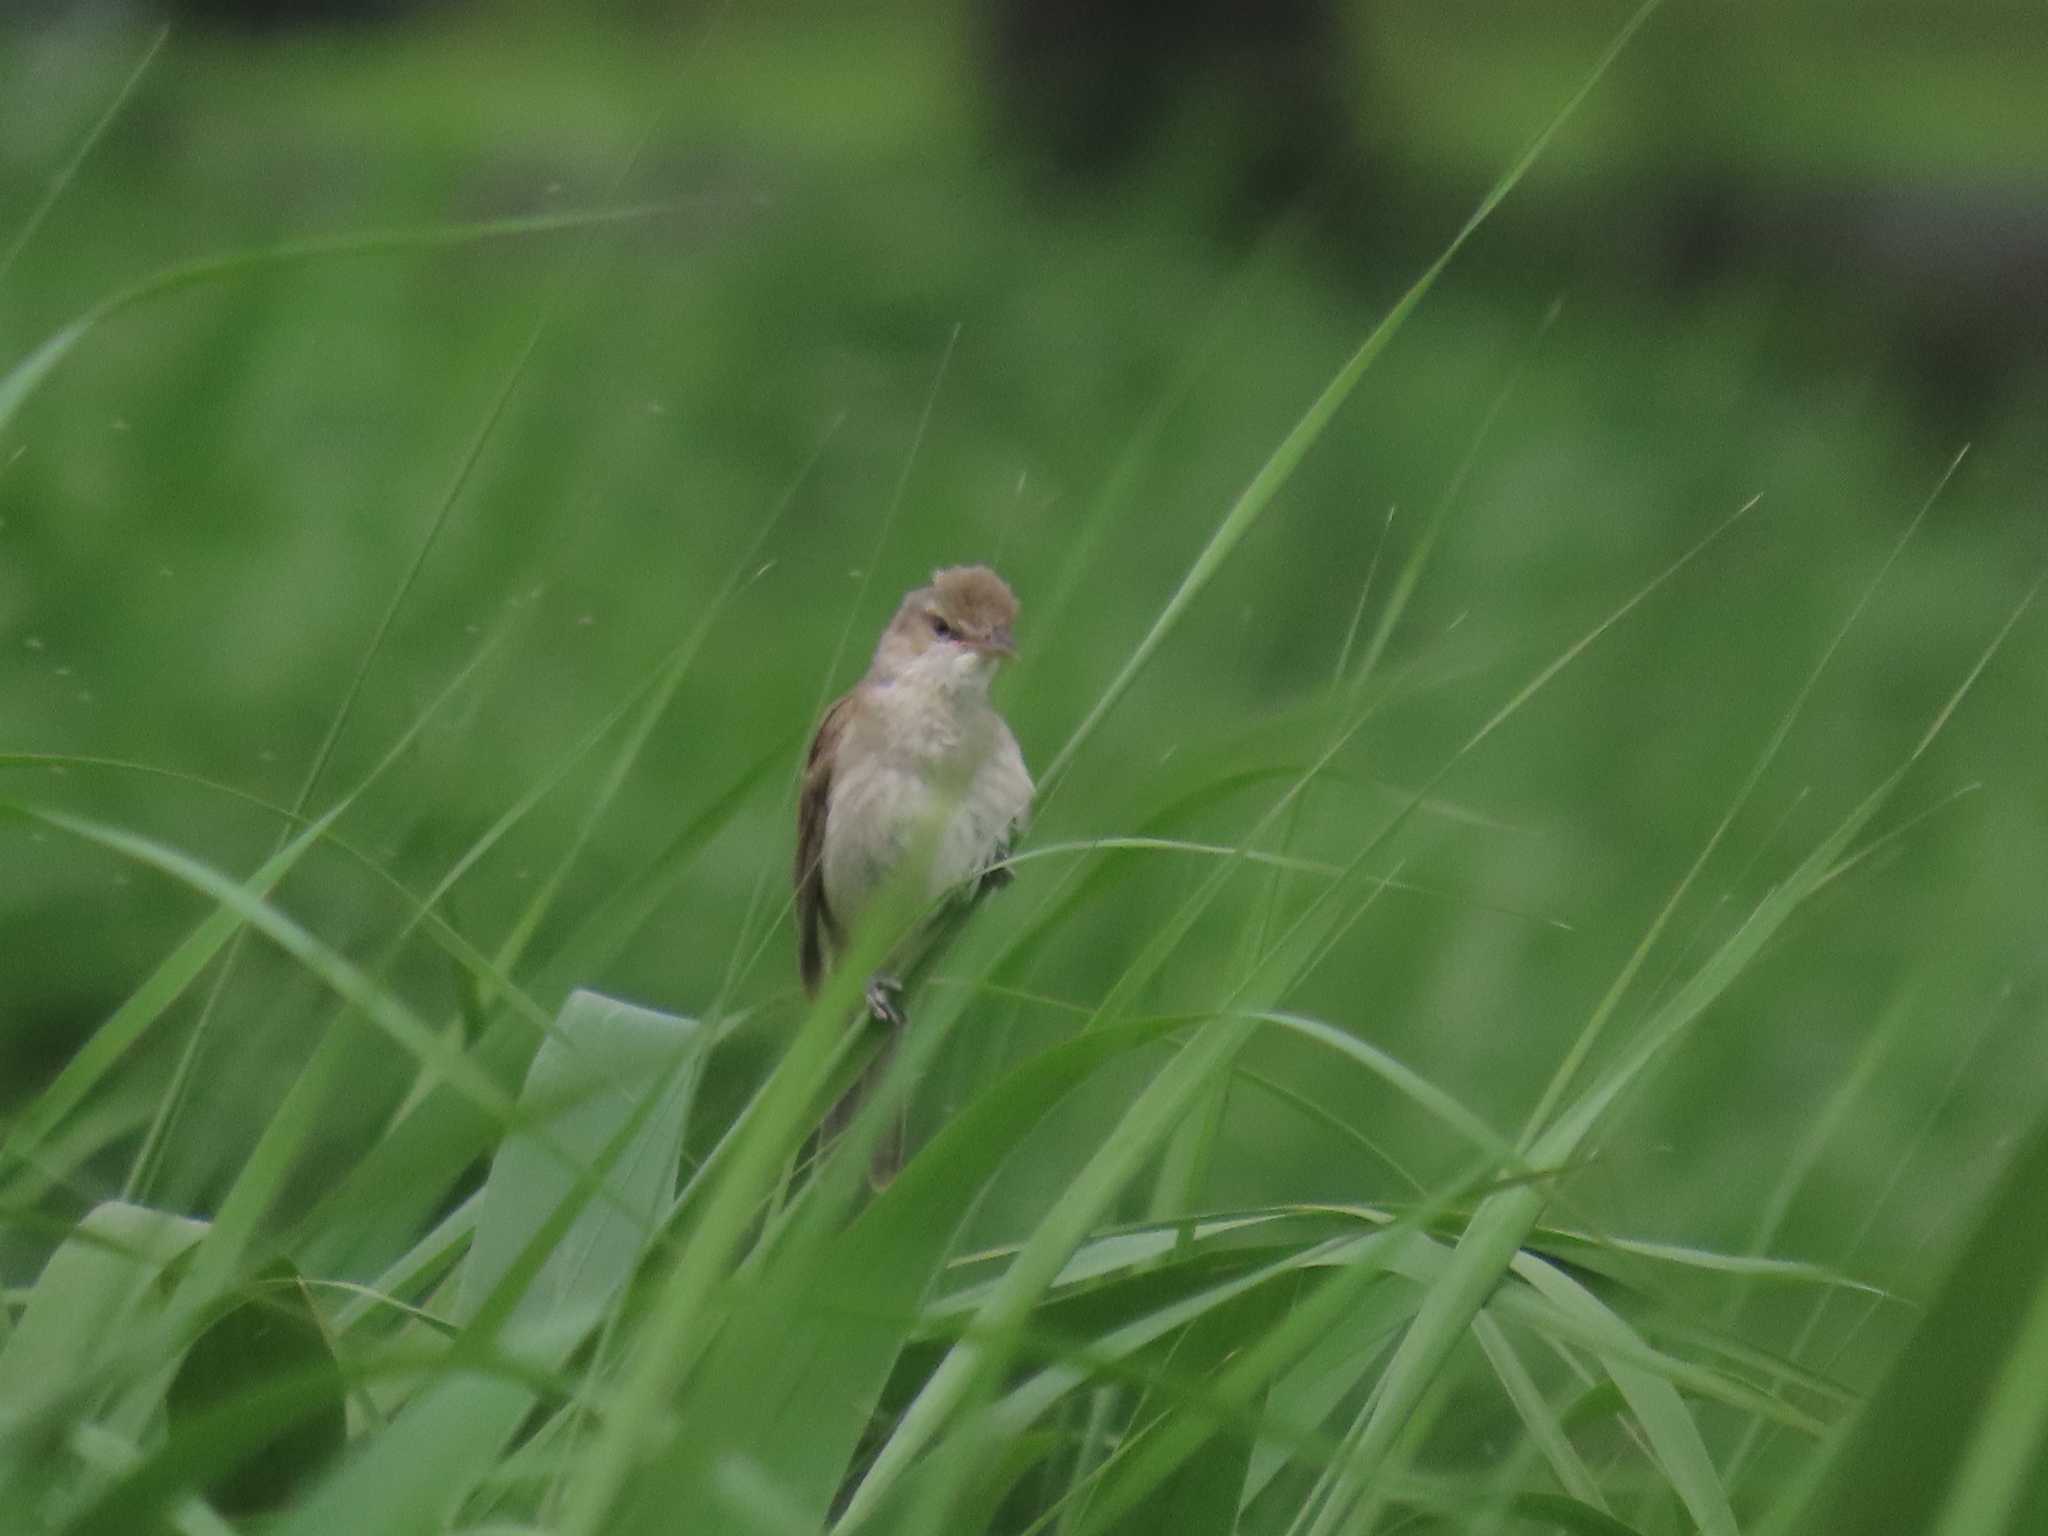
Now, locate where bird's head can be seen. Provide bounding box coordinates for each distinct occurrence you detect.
[873,564,1019,692]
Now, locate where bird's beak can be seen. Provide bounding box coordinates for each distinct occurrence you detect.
[975,626,1016,659]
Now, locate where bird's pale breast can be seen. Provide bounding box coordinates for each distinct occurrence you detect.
[821,694,1030,933]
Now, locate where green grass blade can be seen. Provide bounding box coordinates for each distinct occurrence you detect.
[0,25,169,287]
[1519,448,1964,1145]
[0,204,666,437]
[1510,1256,1736,1536]
[4,805,520,1125]
[605,1014,1196,1532]
[1037,0,1666,800]
[1789,1104,2048,1536]
[1473,1311,1609,1511]
[486,421,831,994]
[1319,570,2040,1533]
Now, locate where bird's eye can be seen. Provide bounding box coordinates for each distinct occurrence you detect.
[930,615,955,640]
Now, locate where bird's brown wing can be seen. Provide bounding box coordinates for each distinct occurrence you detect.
[794,692,854,995]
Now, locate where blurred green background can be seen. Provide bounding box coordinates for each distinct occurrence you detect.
[4,0,2046,1424]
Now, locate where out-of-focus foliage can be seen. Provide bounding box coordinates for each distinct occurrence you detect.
[2,3,2045,1532]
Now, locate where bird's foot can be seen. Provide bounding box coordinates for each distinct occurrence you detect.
[864,974,908,1030]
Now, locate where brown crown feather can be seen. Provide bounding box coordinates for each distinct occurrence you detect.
[928,565,1018,631]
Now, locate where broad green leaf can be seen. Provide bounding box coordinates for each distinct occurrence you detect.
[0,1203,208,1514]
[0,1202,207,1420]
[457,990,704,1346]
[273,991,703,1536]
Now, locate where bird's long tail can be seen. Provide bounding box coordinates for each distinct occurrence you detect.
[809,888,986,1188]
[819,1023,905,1189]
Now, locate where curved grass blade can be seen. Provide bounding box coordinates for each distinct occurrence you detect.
[2,805,521,1128]
[0,204,665,437]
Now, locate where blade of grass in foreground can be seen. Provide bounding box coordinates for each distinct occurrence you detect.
[1312,573,2042,1536]
[1784,1100,2048,1536]
[612,1015,1202,1534]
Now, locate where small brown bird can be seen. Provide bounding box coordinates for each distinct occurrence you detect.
[794,565,1034,1184]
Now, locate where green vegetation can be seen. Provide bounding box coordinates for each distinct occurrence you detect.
[4,4,2047,1533]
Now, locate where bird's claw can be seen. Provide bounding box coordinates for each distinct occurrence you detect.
[865,975,908,1030]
